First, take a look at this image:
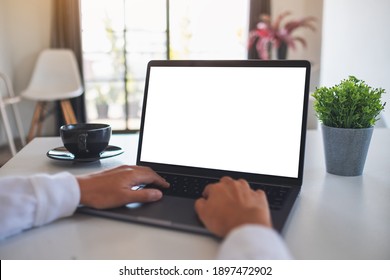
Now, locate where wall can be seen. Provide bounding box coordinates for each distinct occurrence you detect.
[0,1,9,144]
[0,0,11,75]
[0,0,54,146]
[1,0,389,147]
[321,0,390,126]
[272,0,324,92]
[0,0,12,145]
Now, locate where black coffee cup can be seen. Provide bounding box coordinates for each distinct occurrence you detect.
[60,123,111,158]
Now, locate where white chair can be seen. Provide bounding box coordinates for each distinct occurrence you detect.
[0,72,26,156]
[21,49,83,142]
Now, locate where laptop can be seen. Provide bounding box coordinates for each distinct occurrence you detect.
[78,59,311,236]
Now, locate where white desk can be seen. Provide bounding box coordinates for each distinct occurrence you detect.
[0,130,389,259]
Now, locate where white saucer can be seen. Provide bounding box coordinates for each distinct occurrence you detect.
[47,145,124,162]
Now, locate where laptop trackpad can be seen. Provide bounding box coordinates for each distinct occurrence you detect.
[78,196,211,235]
[129,196,208,232]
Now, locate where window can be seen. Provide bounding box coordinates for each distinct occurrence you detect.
[81,0,249,131]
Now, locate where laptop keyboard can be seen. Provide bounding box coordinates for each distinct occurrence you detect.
[145,173,291,211]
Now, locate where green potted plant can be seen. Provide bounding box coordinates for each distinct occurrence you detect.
[312,76,386,176]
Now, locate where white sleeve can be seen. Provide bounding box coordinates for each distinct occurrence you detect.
[217,225,292,259]
[0,172,80,240]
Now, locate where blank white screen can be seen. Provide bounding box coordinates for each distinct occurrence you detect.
[141,66,306,178]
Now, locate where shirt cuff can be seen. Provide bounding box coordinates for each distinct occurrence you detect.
[31,172,80,227]
[217,224,293,260]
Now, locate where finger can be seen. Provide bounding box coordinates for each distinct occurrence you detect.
[127,189,163,203]
[201,184,211,198]
[129,169,170,188]
[255,189,266,198]
[255,189,268,202]
[202,182,218,198]
[202,176,232,197]
[194,198,206,215]
[108,165,169,187]
[237,178,251,189]
[105,164,134,173]
[194,199,209,226]
[220,176,234,183]
[149,174,170,188]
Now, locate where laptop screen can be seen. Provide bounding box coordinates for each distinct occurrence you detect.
[138,60,310,181]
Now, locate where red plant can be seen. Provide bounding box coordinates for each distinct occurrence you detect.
[248,12,316,59]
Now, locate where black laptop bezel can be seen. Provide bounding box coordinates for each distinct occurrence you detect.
[137,59,311,188]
